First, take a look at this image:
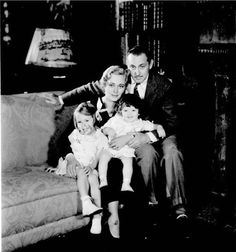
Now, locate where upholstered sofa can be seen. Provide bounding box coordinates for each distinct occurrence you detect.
[1,92,89,252]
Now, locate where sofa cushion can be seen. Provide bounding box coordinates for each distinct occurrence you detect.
[2,166,82,237]
[1,93,55,170]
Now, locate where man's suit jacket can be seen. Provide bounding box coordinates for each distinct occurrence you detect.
[61,70,179,137]
[142,69,179,137]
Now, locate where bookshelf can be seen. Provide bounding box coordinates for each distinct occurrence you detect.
[116,0,166,70]
[197,1,236,78]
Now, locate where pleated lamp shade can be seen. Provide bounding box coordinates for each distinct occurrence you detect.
[25,28,76,68]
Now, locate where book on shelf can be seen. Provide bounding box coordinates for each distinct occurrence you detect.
[118,0,166,69]
[117,1,164,32]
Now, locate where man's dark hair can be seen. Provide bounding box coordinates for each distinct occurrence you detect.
[127,45,152,63]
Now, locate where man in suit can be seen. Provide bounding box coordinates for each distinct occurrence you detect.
[120,45,188,221]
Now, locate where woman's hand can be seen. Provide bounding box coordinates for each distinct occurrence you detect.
[41,93,64,111]
[109,135,130,150]
[128,133,150,148]
[40,93,59,104]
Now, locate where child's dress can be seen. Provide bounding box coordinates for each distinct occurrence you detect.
[69,128,108,167]
[102,114,156,158]
[55,129,108,176]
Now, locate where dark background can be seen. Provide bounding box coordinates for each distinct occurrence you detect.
[2,1,234,94]
[1,1,122,94]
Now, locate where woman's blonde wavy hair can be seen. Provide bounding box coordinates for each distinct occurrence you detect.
[99,65,130,91]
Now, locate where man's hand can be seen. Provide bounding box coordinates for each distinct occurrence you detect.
[156,124,166,138]
[128,132,150,148]
[109,135,131,150]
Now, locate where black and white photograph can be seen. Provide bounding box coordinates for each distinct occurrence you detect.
[1,1,236,251]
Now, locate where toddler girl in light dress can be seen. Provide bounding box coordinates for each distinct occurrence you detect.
[98,94,166,192]
[56,101,108,234]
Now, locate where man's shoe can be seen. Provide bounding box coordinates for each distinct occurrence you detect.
[176,213,188,220]
[175,213,191,239]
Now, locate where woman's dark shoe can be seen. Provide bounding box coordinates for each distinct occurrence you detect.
[108,215,120,238]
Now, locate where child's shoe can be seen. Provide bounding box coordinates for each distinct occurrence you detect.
[90,214,102,234]
[82,197,103,217]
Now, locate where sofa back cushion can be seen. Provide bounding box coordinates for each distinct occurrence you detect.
[1,93,56,171]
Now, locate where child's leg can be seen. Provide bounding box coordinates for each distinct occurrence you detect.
[88,170,102,234]
[120,156,134,192]
[88,170,101,208]
[98,150,112,188]
[76,168,89,199]
[76,168,102,217]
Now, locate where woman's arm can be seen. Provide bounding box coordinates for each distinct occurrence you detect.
[43,81,104,107]
[61,80,104,106]
[102,127,117,140]
[108,133,135,150]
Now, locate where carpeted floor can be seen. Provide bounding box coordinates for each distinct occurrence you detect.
[14,204,235,252]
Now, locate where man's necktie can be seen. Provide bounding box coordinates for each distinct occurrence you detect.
[133,83,140,97]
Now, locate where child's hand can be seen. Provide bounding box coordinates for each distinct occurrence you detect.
[156,124,166,138]
[82,166,92,176]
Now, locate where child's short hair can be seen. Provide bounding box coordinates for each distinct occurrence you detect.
[73,101,97,128]
[118,94,143,115]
